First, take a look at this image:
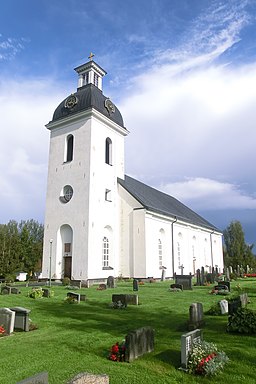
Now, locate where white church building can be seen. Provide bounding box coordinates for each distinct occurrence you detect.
[41,58,223,282]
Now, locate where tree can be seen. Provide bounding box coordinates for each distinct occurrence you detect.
[223,220,255,269]
[0,219,44,277]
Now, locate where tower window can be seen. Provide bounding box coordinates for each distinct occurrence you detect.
[66,135,74,162]
[94,73,99,87]
[158,239,162,269]
[102,237,109,268]
[105,138,112,165]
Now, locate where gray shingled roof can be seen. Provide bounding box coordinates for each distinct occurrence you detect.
[118,175,220,231]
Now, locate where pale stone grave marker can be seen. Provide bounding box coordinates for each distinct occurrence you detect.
[0,307,15,335]
[68,372,109,384]
[219,299,229,315]
[180,329,203,369]
[16,371,48,384]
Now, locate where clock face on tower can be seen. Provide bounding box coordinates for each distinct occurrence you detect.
[65,95,78,109]
[105,98,115,114]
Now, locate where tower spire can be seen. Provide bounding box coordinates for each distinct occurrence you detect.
[74,55,106,91]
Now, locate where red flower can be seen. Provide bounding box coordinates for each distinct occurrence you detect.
[111,343,119,354]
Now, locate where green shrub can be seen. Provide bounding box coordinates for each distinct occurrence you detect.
[64,296,78,304]
[4,274,15,283]
[28,287,44,299]
[205,303,221,316]
[227,308,256,333]
[62,277,71,286]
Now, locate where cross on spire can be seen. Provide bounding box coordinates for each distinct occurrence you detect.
[88,52,94,61]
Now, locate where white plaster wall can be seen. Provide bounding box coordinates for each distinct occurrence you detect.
[42,109,128,280]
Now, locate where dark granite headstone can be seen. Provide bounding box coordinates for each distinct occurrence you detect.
[133,279,138,291]
[188,302,204,330]
[107,276,115,288]
[11,287,21,294]
[170,283,183,291]
[67,292,80,303]
[10,307,31,332]
[218,281,230,291]
[175,273,193,290]
[125,326,154,362]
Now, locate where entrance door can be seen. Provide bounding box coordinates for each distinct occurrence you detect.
[64,256,72,279]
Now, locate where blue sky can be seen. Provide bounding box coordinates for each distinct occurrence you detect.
[1,0,256,244]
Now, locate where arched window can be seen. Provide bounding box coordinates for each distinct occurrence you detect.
[158,239,162,269]
[105,138,112,165]
[102,237,109,268]
[66,135,74,162]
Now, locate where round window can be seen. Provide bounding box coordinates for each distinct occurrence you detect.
[60,185,73,203]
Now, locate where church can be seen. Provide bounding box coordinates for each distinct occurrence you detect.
[41,57,223,282]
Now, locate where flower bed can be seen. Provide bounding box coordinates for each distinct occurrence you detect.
[108,341,126,362]
[187,341,229,376]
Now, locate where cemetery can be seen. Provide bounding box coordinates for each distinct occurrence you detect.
[0,276,256,383]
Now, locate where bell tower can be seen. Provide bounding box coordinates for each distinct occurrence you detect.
[41,55,128,282]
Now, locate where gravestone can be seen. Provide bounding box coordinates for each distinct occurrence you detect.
[80,294,87,301]
[112,294,138,306]
[228,298,241,315]
[201,267,205,285]
[42,288,51,297]
[0,307,15,335]
[11,287,21,294]
[98,283,107,290]
[107,276,115,288]
[219,299,229,315]
[226,267,230,281]
[170,283,183,291]
[68,372,109,384]
[70,280,82,289]
[133,279,138,291]
[180,329,203,369]
[16,372,48,384]
[125,326,154,362]
[10,307,31,332]
[218,281,230,291]
[67,292,80,303]
[1,286,11,295]
[240,293,249,307]
[174,273,193,290]
[188,302,204,330]
[196,269,201,286]
[161,269,166,281]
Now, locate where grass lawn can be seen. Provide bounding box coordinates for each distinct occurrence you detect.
[1,279,256,384]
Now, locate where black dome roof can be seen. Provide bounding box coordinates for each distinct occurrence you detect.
[51,84,124,127]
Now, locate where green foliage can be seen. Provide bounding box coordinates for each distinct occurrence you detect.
[62,277,71,286]
[64,296,78,304]
[27,287,44,299]
[187,341,229,376]
[223,221,255,269]
[0,219,43,276]
[205,302,221,315]
[4,273,15,283]
[227,308,256,334]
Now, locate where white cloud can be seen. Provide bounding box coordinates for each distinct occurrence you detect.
[159,178,256,210]
[0,77,67,223]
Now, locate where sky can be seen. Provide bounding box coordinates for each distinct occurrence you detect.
[1,0,256,244]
